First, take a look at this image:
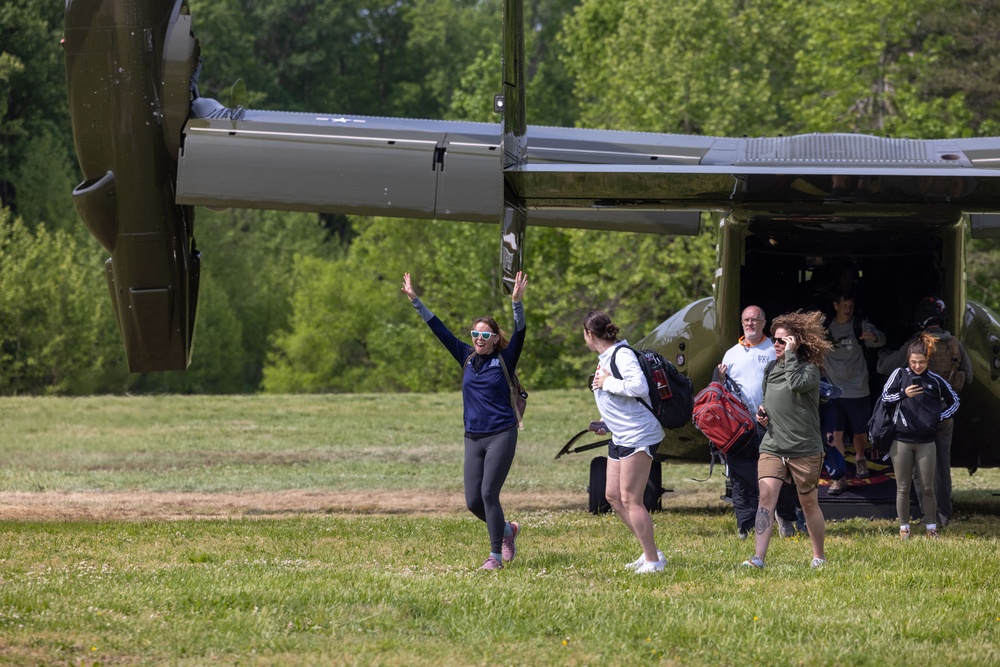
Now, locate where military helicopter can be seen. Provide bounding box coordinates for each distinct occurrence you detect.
[64,0,1000,486]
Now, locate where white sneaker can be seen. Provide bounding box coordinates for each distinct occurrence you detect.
[634,558,666,574]
[626,550,665,570]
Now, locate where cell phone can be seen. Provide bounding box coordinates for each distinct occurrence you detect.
[589,420,607,433]
[910,377,922,387]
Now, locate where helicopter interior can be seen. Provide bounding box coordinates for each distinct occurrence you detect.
[738,215,953,357]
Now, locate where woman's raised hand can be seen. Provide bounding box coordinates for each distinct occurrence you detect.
[511,271,528,302]
[401,272,417,301]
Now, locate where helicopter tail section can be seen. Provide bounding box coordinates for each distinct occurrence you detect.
[64,0,200,372]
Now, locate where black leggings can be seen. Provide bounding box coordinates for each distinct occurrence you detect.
[465,426,518,554]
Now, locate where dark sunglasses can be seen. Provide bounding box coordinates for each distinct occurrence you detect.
[773,337,787,345]
[470,330,495,340]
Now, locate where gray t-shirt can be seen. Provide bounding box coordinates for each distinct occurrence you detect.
[824,317,885,398]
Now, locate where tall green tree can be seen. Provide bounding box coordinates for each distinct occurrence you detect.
[561,0,805,135]
[0,0,76,225]
[916,0,1000,137]
[560,0,968,138]
[263,216,475,393]
[0,209,126,395]
[190,0,507,119]
[263,213,715,392]
[789,0,970,137]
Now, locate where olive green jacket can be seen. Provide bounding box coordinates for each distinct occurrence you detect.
[760,350,823,458]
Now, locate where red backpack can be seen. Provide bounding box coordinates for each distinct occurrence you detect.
[691,378,756,455]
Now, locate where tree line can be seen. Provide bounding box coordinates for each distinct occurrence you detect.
[2,0,1000,395]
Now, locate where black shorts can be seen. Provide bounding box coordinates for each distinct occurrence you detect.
[608,442,660,461]
[825,396,871,434]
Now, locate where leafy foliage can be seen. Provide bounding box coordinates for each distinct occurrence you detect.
[562,0,804,135]
[787,0,969,137]
[129,208,340,394]
[0,209,126,394]
[916,0,1000,136]
[4,0,1000,394]
[262,215,714,392]
[0,0,74,215]
[11,131,78,234]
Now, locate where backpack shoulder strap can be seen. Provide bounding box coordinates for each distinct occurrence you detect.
[608,343,632,379]
[607,344,654,411]
[943,335,961,383]
[497,354,524,428]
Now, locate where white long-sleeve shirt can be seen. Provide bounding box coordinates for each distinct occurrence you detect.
[592,341,664,448]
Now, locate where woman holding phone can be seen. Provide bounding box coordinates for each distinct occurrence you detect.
[879,332,960,539]
[402,271,528,571]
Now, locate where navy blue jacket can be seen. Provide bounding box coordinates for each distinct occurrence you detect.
[414,298,525,436]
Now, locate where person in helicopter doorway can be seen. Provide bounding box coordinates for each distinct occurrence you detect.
[823,292,886,495]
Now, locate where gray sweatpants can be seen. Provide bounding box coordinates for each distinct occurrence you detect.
[890,439,937,527]
[913,418,953,523]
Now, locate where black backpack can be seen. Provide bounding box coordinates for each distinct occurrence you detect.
[609,345,694,429]
[867,394,899,452]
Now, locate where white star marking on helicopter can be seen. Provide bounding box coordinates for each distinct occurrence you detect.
[316,117,367,123]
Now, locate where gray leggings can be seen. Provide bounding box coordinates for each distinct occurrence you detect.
[890,439,937,526]
[465,426,518,553]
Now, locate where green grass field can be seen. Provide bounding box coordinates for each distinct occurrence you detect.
[1,392,998,666]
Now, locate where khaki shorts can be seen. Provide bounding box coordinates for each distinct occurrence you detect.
[758,452,824,494]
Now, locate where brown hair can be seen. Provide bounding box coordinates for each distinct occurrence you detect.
[472,316,508,351]
[907,331,937,360]
[582,310,620,342]
[770,310,833,370]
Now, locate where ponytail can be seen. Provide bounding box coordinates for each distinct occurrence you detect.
[907,332,937,359]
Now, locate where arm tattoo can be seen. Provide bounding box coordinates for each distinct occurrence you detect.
[755,508,772,535]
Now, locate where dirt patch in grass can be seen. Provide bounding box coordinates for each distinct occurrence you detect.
[0,489,590,521]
